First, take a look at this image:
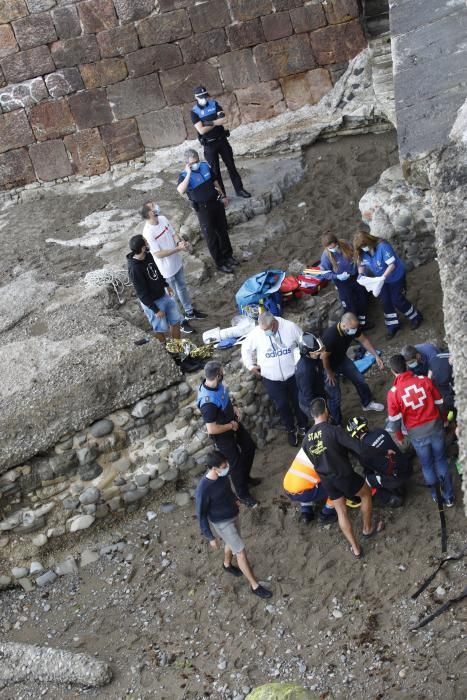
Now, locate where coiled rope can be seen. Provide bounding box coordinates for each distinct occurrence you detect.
[84,268,131,304]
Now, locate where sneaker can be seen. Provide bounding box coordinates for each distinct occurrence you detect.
[226,256,241,266]
[297,426,307,439]
[181,320,195,334]
[185,308,208,320]
[248,476,262,487]
[239,495,259,508]
[319,509,338,524]
[363,401,384,412]
[217,264,234,274]
[298,511,314,524]
[251,584,272,599]
[236,189,251,198]
[287,430,298,447]
[223,563,242,577]
[444,499,455,508]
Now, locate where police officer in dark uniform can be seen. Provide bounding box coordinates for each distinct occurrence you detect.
[197,360,260,508]
[177,148,239,274]
[191,86,251,199]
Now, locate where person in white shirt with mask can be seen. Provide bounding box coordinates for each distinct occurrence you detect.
[141,201,208,332]
[241,311,308,446]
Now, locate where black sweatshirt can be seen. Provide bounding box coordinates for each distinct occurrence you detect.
[302,421,367,479]
[127,251,168,311]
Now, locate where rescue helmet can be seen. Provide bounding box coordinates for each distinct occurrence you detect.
[299,332,324,356]
[346,415,369,439]
[193,85,209,98]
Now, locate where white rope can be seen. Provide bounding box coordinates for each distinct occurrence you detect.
[84,268,131,304]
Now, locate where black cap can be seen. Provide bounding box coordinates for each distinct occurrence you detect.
[194,85,208,98]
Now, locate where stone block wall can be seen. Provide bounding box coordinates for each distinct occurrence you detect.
[0,0,366,189]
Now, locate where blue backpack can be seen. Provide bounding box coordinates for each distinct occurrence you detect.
[235,270,285,317]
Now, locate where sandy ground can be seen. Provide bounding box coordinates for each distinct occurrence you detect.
[0,132,466,700]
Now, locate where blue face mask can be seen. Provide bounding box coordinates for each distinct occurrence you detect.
[328,246,338,254]
[345,327,358,336]
[361,246,370,252]
[217,466,229,477]
[191,162,200,171]
[407,361,418,369]
[153,204,161,216]
[264,329,274,337]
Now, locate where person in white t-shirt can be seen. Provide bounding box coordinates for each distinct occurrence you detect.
[141,201,208,328]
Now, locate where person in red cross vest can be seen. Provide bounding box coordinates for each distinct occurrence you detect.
[386,354,454,506]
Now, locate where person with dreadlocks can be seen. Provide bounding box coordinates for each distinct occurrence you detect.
[319,230,371,330]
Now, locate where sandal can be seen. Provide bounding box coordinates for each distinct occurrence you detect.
[350,545,364,559]
[362,519,385,538]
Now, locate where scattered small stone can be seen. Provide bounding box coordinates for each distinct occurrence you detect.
[68,515,95,533]
[134,474,150,487]
[175,492,190,507]
[332,609,343,619]
[146,511,157,521]
[79,487,101,505]
[160,503,176,514]
[435,586,446,597]
[36,570,58,588]
[89,419,114,438]
[55,557,79,576]
[18,578,34,592]
[30,561,44,575]
[217,659,227,670]
[398,564,407,571]
[131,400,153,418]
[11,567,29,579]
[399,668,407,678]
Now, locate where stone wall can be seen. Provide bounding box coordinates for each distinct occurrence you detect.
[0,0,367,189]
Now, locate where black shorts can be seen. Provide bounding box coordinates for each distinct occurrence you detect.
[320,472,365,501]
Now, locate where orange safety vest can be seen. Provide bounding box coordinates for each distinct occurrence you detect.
[283,448,321,494]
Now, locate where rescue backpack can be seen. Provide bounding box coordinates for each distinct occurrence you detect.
[235,269,285,318]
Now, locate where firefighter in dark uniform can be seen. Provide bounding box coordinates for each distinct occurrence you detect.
[197,360,260,508]
[177,148,239,275]
[191,86,251,199]
[346,416,413,507]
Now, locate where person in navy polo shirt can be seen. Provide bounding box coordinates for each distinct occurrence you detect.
[191,85,251,199]
[177,148,239,275]
[353,224,423,339]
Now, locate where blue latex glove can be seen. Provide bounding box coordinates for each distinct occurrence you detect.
[336,271,350,281]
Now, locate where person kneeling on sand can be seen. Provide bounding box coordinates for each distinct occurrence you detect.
[303,398,385,559]
[195,451,272,599]
[283,446,337,524]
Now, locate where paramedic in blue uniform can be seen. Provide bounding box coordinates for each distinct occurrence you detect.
[177,148,238,275]
[319,231,370,329]
[353,224,422,339]
[401,343,439,376]
[197,360,260,508]
[191,86,251,199]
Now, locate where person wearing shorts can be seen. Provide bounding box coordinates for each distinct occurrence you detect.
[127,234,183,343]
[195,451,272,599]
[303,398,384,559]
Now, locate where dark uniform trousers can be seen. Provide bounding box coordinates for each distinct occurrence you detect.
[203,137,243,196]
[213,423,255,499]
[196,197,233,267]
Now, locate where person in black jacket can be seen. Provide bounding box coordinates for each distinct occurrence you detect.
[127,234,183,343]
[303,398,384,559]
[346,416,413,507]
[295,332,328,418]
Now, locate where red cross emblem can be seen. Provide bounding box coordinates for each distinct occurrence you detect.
[401,384,427,409]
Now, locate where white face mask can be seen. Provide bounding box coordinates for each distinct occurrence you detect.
[345,327,358,336]
[217,466,229,477]
[361,246,370,252]
[264,329,274,337]
[197,98,207,107]
[407,361,418,369]
[153,204,160,216]
[191,162,200,171]
[328,246,338,254]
